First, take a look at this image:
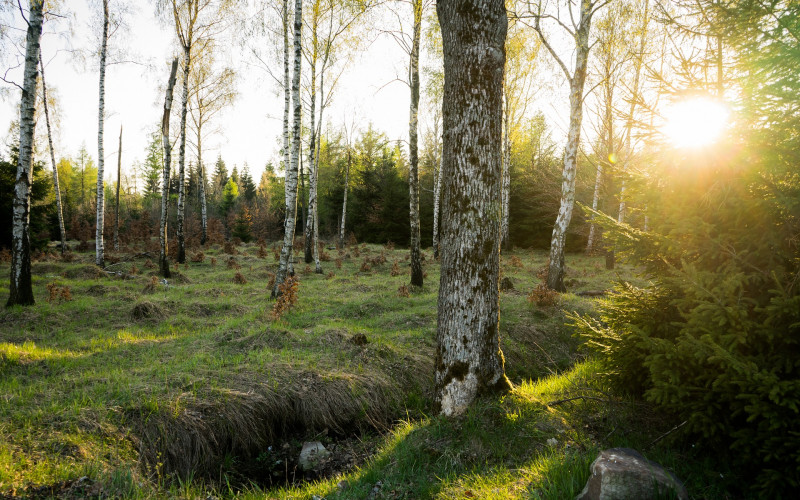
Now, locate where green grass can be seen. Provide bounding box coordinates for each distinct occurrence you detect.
[2,240,732,499]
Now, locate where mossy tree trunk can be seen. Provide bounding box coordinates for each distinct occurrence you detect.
[408,0,423,287]
[435,0,512,417]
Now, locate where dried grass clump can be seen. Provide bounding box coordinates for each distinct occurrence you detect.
[191,251,205,263]
[302,265,312,275]
[325,271,335,280]
[131,300,166,320]
[398,284,410,298]
[144,259,156,269]
[335,258,342,269]
[510,255,523,268]
[210,257,217,267]
[130,264,139,275]
[320,249,331,262]
[257,245,268,259]
[273,246,280,261]
[527,284,560,307]
[360,260,371,273]
[266,272,276,291]
[76,240,90,252]
[223,241,238,255]
[61,252,76,263]
[384,241,395,251]
[0,248,11,263]
[390,260,401,277]
[142,275,159,293]
[233,272,247,285]
[46,281,73,303]
[270,276,299,321]
[226,257,240,270]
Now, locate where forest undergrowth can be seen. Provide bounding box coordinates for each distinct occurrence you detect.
[0,240,736,498]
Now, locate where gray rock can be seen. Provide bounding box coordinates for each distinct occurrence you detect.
[575,448,688,500]
[298,441,331,471]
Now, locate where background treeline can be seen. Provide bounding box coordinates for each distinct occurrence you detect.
[1,117,594,253]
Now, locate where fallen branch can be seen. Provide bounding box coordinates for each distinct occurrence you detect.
[649,420,688,447]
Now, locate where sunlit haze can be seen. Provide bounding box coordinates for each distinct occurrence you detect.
[662,97,729,149]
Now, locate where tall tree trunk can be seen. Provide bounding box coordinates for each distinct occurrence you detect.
[176,44,191,264]
[432,135,442,260]
[96,0,109,268]
[435,0,512,417]
[198,138,208,245]
[7,0,43,307]
[114,125,122,251]
[545,0,593,292]
[282,0,291,207]
[312,69,325,274]
[500,94,511,251]
[160,59,179,278]
[586,161,602,253]
[39,53,67,255]
[304,46,317,265]
[273,0,303,298]
[339,146,350,247]
[408,0,423,287]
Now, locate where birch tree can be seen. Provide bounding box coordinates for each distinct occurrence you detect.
[435,0,511,416]
[160,58,179,278]
[39,54,67,254]
[407,0,423,286]
[273,0,303,299]
[95,0,109,267]
[530,0,603,292]
[113,125,122,251]
[7,0,43,307]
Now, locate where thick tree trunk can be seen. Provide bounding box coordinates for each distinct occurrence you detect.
[339,147,350,247]
[435,0,512,417]
[273,0,303,298]
[176,45,191,264]
[7,0,43,307]
[96,0,109,268]
[39,53,67,255]
[114,125,122,251]
[160,59,179,278]
[546,0,592,292]
[408,0,423,287]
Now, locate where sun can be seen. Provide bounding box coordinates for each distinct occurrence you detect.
[662,97,729,148]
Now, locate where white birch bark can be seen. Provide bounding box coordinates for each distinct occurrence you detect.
[536,0,595,292]
[96,0,109,268]
[39,53,67,255]
[312,68,324,273]
[432,145,442,259]
[586,162,602,253]
[273,0,303,298]
[282,0,291,202]
[304,21,318,265]
[114,125,122,251]
[7,0,43,307]
[435,0,511,417]
[339,145,350,247]
[160,59,179,278]
[176,44,191,263]
[500,93,511,250]
[408,0,423,287]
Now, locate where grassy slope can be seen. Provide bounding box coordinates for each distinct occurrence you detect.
[0,242,734,498]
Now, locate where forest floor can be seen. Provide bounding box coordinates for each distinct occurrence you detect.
[0,240,738,498]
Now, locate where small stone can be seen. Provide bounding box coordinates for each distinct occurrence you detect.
[546,438,558,446]
[298,441,331,471]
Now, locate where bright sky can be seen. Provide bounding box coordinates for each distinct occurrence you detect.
[0,1,413,183]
